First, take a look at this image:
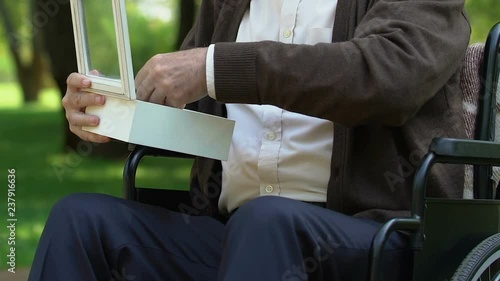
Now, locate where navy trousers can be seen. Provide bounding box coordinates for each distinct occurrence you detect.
[29,194,412,281]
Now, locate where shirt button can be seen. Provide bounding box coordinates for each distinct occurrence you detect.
[283,29,292,38]
[265,185,274,193]
[267,131,277,141]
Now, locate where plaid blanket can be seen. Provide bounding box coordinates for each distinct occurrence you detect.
[460,43,500,199]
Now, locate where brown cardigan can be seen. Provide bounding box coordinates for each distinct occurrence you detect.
[180,0,471,223]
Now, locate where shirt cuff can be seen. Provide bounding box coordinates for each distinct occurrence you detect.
[206,44,216,99]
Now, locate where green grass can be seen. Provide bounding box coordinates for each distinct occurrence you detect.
[0,83,61,110]
[0,86,193,269]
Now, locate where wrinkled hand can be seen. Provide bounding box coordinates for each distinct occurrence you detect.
[62,72,110,143]
[135,48,208,108]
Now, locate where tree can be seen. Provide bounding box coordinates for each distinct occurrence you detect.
[0,0,44,103]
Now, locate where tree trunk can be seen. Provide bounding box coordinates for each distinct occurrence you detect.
[0,0,43,103]
[18,22,44,103]
[17,65,43,103]
[176,0,196,50]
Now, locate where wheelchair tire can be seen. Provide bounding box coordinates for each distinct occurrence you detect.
[451,233,500,281]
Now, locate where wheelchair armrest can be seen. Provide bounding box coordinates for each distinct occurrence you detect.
[411,138,500,241]
[429,138,500,199]
[369,137,500,281]
[123,145,194,200]
[429,138,500,166]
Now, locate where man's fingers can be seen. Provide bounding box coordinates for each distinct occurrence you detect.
[69,125,111,143]
[135,64,149,92]
[136,75,155,101]
[149,88,166,105]
[64,72,111,144]
[148,87,185,108]
[68,92,106,108]
[89,69,101,76]
[66,72,91,89]
[68,111,100,127]
[163,96,185,109]
[81,132,111,143]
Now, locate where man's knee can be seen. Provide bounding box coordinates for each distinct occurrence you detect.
[228,196,303,230]
[49,193,120,222]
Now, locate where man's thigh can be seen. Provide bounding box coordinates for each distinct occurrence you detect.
[30,193,225,281]
[222,196,412,281]
[99,195,225,280]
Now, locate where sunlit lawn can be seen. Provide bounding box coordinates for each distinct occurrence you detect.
[0,83,193,269]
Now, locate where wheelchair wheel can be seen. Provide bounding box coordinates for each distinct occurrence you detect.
[451,233,500,281]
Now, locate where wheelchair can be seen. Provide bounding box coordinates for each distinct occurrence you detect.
[122,23,500,281]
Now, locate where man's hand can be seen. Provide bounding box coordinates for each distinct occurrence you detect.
[135,48,208,108]
[62,73,110,143]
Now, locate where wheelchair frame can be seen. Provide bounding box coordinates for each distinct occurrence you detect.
[372,23,500,281]
[123,23,500,281]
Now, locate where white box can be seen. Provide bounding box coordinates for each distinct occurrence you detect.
[84,96,235,160]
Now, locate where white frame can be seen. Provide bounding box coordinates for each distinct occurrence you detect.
[70,0,136,100]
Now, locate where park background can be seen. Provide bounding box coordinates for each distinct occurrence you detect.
[0,0,497,275]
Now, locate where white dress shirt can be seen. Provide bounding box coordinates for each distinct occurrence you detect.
[206,0,338,213]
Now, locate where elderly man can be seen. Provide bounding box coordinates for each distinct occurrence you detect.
[29,0,470,280]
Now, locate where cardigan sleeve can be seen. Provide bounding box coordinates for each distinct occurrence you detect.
[212,0,470,127]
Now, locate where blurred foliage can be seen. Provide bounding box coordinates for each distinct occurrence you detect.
[466,0,499,44]
[0,0,179,85]
[0,1,32,66]
[82,0,178,77]
[0,43,10,83]
[0,1,41,83]
[127,0,179,75]
[0,16,9,83]
[84,0,122,78]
